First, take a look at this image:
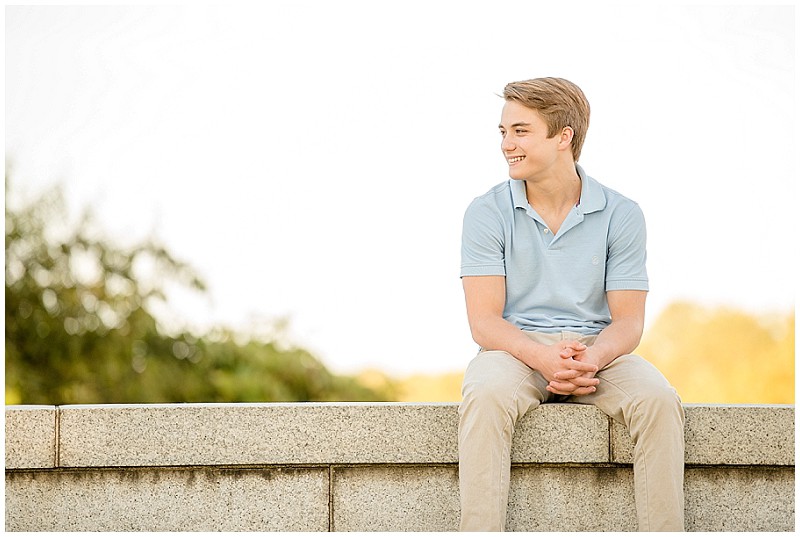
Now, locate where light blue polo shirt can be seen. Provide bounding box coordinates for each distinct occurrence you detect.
[460,164,648,335]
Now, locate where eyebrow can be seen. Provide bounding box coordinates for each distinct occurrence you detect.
[498,122,532,129]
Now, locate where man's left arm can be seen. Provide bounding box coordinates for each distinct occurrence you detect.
[583,289,646,369]
[548,290,646,393]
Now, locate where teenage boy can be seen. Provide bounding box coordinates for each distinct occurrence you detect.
[458,77,685,531]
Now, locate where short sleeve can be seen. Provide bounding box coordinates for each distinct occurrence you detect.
[605,203,649,291]
[460,197,507,277]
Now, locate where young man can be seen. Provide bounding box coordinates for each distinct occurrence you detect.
[458,77,685,531]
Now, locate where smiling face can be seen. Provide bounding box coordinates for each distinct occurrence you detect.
[499,100,574,182]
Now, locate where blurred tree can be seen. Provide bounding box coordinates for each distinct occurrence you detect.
[5,179,397,404]
[637,301,794,404]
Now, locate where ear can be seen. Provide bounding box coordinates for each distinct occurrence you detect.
[557,126,574,150]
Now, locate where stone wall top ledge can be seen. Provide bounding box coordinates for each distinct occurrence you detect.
[5,403,794,470]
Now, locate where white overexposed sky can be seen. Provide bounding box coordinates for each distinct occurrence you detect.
[5,2,797,376]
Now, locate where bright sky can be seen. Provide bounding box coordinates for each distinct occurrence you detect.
[5,3,796,376]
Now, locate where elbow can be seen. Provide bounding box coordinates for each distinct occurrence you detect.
[467,316,487,348]
[468,322,484,347]
[629,333,643,355]
[625,318,645,353]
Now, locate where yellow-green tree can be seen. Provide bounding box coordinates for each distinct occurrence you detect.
[637,302,794,404]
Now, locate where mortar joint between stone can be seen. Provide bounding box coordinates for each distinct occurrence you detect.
[328,465,335,531]
[54,405,61,468]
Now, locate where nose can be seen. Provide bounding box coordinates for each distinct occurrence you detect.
[501,134,515,152]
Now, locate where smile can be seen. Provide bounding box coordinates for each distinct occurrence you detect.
[508,156,525,164]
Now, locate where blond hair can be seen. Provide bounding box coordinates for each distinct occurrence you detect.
[503,77,591,161]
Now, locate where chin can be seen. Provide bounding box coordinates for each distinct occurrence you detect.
[508,168,529,181]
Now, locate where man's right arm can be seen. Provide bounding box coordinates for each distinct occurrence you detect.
[462,275,599,393]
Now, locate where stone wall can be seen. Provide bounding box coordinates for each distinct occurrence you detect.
[4,403,795,531]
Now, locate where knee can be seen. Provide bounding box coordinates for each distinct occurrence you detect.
[460,355,519,420]
[634,384,685,427]
[458,375,517,443]
[461,373,508,414]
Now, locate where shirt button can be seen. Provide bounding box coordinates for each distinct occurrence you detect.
[544,228,551,234]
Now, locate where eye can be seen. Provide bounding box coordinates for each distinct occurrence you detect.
[515,129,527,135]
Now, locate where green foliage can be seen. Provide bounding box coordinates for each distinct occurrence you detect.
[5,180,397,404]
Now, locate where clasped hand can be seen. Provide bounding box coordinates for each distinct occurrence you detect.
[541,341,600,396]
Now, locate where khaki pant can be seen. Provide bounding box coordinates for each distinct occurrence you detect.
[458,331,685,531]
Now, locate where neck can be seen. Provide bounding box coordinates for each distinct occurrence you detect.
[524,163,581,212]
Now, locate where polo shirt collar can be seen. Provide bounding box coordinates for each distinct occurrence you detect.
[510,163,607,214]
[575,163,607,214]
[510,178,529,209]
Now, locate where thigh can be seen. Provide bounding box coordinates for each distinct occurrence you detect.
[462,349,554,408]
[567,354,678,424]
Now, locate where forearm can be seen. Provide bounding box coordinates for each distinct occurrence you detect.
[589,316,644,369]
[469,315,545,369]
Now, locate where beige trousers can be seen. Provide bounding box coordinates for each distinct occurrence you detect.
[458,331,685,531]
